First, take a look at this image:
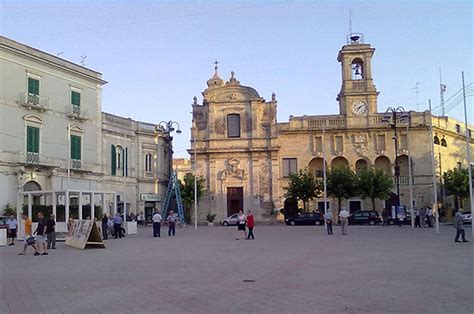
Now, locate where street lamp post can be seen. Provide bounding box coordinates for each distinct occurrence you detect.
[156,120,181,211]
[383,106,409,225]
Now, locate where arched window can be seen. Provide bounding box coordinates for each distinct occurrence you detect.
[145,153,153,172]
[227,114,240,138]
[351,58,364,80]
[440,138,447,147]
[433,136,440,145]
[111,145,128,177]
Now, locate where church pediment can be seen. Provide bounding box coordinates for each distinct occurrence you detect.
[204,85,261,103]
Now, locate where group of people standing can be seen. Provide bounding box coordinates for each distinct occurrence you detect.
[6,212,57,256]
[414,207,435,228]
[236,209,255,240]
[152,210,178,238]
[323,208,350,235]
[101,213,126,240]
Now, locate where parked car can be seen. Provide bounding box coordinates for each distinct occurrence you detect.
[341,210,382,225]
[285,212,325,226]
[387,213,412,225]
[461,211,472,224]
[222,213,239,226]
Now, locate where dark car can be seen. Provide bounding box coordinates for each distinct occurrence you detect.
[285,212,325,226]
[347,210,382,225]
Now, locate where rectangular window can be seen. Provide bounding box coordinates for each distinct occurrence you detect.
[227,114,241,138]
[28,78,40,95]
[111,145,116,176]
[377,134,386,151]
[282,158,297,178]
[314,136,323,153]
[26,126,40,153]
[70,135,81,160]
[335,135,343,152]
[399,134,408,150]
[71,91,81,106]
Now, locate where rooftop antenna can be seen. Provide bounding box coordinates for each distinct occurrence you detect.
[349,9,352,34]
[56,52,64,57]
[411,82,423,111]
[439,68,446,116]
[80,55,87,66]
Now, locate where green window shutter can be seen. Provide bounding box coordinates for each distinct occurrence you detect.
[71,135,81,160]
[27,126,40,153]
[71,91,81,106]
[111,145,116,176]
[125,148,128,177]
[28,78,39,95]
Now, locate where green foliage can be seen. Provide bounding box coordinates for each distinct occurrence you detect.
[444,168,469,200]
[3,203,16,216]
[284,168,322,211]
[206,213,217,223]
[180,173,205,223]
[327,167,357,214]
[357,168,394,210]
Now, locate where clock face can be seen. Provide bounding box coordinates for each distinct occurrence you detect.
[352,101,368,115]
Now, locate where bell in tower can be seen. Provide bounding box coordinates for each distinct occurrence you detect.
[336,33,379,118]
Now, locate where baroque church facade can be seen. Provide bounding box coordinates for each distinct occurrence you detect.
[191,34,473,222]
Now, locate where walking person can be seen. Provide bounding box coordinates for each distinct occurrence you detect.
[246,210,255,240]
[101,214,108,240]
[381,209,388,227]
[454,209,469,243]
[427,207,434,228]
[113,213,123,239]
[152,210,162,238]
[167,210,177,236]
[339,208,350,235]
[6,215,17,246]
[236,210,247,240]
[324,210,333,235]
[419,207,427,228]
[34,212,48,255]
[18,213,39,256]
[45,214,56,250]
[415,209,421,228]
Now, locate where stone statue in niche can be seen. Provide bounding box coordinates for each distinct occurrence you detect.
[352,134,368,156]
[220,158,245,180]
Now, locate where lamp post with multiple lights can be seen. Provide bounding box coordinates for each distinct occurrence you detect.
[156,120,181,191]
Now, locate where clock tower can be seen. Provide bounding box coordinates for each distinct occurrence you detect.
[336,33,379,119]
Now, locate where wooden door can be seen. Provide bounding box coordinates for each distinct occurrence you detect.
[227,187,243,217]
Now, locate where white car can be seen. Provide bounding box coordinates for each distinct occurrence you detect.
[461,211,472,224]
[221,213,239,226]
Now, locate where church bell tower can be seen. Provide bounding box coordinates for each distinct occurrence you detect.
[337,33,379,118]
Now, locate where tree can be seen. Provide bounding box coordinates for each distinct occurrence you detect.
[2,203,16,216]
[443,168,469,209]
[284,168,322,211]
[327,167,356,215]
[179,173,205,223]
[357,168,394,211]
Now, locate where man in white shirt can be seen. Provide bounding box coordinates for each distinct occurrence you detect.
[152,211,162,238]
[6,215,17,246]
[323,210,333,235]
[339,208,350,235]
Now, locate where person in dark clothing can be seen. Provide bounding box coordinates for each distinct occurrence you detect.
[454,209,469,243]
[167,210,177,236]
[415,209,421,228]
[45,214,56,249]
[34,212,48,255]
[102,214,108,240]
[113,213,123,239]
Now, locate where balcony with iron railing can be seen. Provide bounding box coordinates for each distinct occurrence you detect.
[26,152,40,164]
[66,104,88,121]
[20,92,49,111]
[71,159,82,169]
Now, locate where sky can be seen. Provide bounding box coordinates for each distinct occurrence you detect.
[1,0,472,157]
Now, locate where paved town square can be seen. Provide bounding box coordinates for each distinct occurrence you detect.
[1,224,472,314]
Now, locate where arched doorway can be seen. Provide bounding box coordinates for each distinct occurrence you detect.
[331,156,349,169]
[24,181,42,206]
[355,159,368,175]
[374,156,391,174]
[308,157,326,178]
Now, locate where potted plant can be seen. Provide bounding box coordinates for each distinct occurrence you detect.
[206,213,217,226]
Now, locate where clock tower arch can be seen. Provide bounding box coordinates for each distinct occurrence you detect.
[336,33,379,120]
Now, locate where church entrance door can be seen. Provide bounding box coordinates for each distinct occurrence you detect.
[227,187,243,217]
